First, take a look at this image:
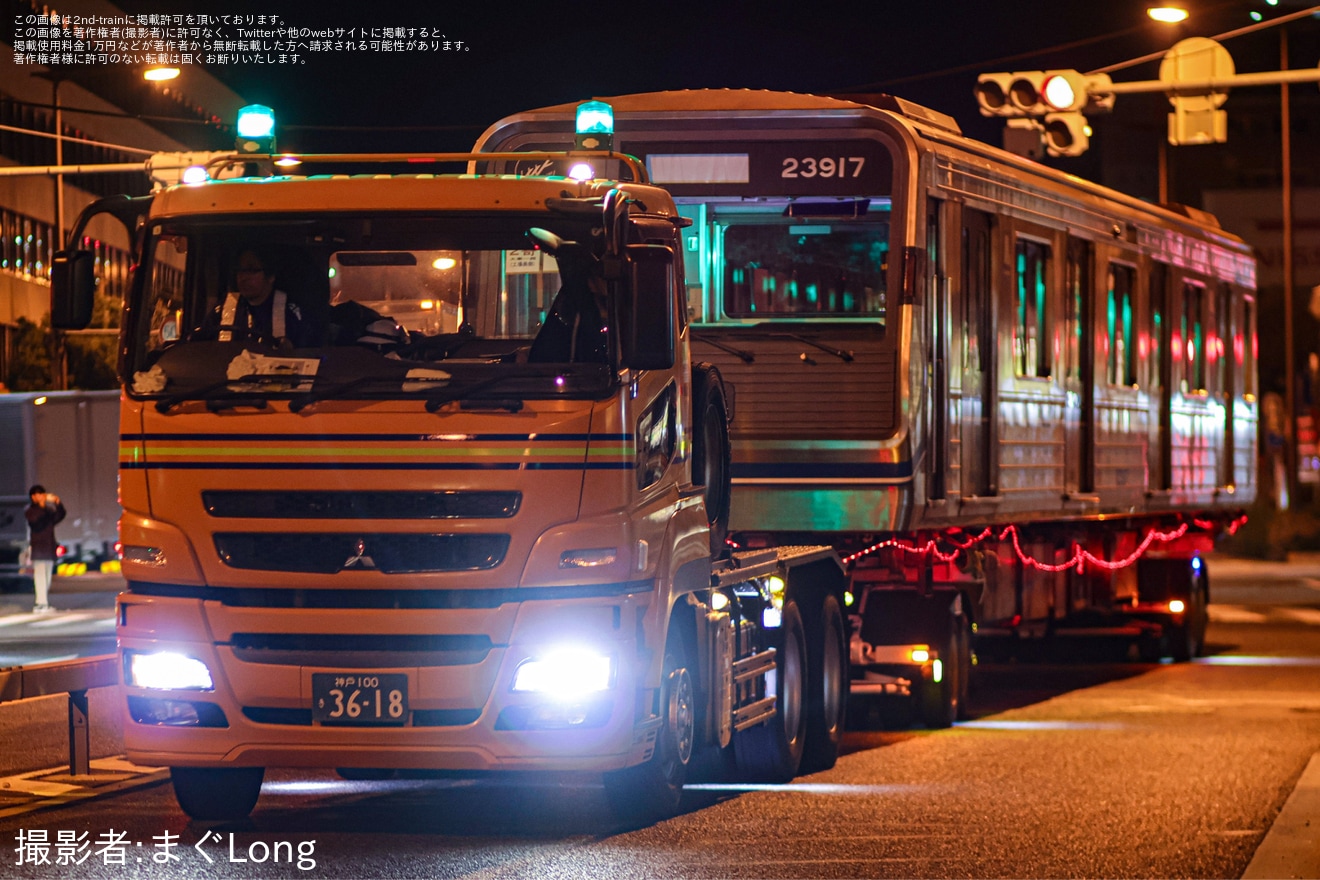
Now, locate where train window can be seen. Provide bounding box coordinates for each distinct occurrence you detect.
[1106,263,1137,386]
[1014,238,1052,378]
[720,219,889,319]
[1180,281,1207,393]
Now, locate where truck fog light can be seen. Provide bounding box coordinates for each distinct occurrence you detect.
[121,545,166,566]
[1168,599,1186,614]
[762,607,782,628]
[511,649,613,697]
[909,646,931,663]
[125,651,214,690]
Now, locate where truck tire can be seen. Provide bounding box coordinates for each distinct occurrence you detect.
[692,365,731,557]
[604,630,695,821]
[801,592,848,773]
[1168,562,1209,662]
[170,766,264,820]
[734,600,807,782]
[918,611,968,730]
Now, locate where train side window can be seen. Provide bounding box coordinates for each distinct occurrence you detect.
[1180,280,1207,393]
[1014,238,1052,379]
[1106,262,1137,386]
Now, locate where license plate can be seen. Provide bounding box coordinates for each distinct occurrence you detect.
[312,673,408,726]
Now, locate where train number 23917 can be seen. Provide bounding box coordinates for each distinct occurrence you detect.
[781,156,866,178]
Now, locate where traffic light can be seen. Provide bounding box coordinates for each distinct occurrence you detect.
[1042,113,1091,157]
[235,104,276,154]
[974,70,1113,157]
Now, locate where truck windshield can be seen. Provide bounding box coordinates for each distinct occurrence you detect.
[127,213,615,401]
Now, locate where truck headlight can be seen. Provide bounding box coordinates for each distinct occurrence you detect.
[125,651,214,691]
[511,649,613,697]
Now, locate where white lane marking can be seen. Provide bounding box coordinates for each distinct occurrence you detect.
[0,614,37,628]
[28,612,111,629]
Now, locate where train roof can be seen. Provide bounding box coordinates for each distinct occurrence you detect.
[478,88,1252,256]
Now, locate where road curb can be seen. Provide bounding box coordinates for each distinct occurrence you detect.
[1242,751,1320,879]
[0,757,168,819]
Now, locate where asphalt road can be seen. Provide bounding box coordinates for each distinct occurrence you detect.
[0,556,1316,878]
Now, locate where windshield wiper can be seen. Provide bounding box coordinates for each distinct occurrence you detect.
[154,373,319,413]
[424,375,527,414]
[779,333,854,363]
[288,375,406,413]
[691,332,755,364]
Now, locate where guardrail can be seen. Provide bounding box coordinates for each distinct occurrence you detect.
[0,654,117,776]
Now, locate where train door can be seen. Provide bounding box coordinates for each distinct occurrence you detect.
[929,198,949,501]
[1148,262,1172,491]
[1217,282,1236,490]
[960,208,994,497]
[1064,237,1094,495]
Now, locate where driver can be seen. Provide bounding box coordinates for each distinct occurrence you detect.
[212,248,309,348]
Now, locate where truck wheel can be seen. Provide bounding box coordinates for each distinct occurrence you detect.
[734,600,807,782]
[919,612,967,730]
[801,592,848,773]
[1168,563,1209,662]
[692,365,731,557]
[170,766,264,820]
[604,633,695,821]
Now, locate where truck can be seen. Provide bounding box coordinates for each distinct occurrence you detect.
[474,90,1258,726]
[0,389,121,587]
[51,147,850,821]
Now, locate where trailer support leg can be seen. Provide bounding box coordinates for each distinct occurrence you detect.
[68,689,89,776]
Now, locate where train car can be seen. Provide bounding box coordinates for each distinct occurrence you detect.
[475,89,1257,725]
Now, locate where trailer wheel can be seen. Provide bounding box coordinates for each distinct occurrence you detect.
[692,365,731,557]
[734,600,807,782]
[801,592,848,773]
[170,766,264,820]
[919,611,968,730]
[604,633,695,821]
[1168,562,1209,662]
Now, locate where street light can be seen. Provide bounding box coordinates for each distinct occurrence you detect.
[1148,6,1190,24]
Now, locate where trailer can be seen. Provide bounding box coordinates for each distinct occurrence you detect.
[475,90,1256,725]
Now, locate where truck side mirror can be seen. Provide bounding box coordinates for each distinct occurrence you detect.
[619,244,676,371]
[51,250,97,330]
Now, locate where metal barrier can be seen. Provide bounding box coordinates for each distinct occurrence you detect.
[0,654,117,776]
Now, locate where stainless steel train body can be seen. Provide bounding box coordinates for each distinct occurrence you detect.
[476,89,1257,711]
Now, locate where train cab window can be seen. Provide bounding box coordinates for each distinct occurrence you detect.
[1180,281,1207,393]
[1106,263,1137,387]
[719,217,890,320]
[1014,238,1052,378]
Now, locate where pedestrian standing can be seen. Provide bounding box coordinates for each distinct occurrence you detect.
[25,484,65,614]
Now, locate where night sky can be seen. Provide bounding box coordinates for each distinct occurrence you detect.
[110,0,1319,155]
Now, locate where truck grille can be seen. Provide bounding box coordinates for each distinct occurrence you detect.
[202,490,521,519]
[230,632,492,667]
[213,532,510,574]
